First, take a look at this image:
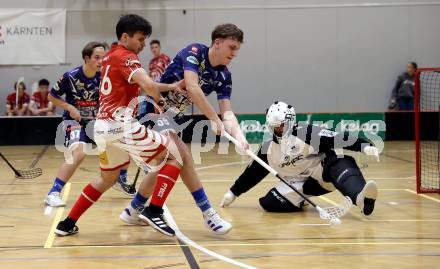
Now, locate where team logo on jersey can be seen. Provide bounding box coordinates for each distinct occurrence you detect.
[125,57,140,67]
[74,80,85,92]
[186,55,199,65]
[280,155,304,168]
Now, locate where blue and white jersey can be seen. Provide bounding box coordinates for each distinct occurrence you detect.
[160,43,232,100]
[50,66,100,121]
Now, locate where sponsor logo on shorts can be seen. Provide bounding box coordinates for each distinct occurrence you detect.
[107,127,123,135]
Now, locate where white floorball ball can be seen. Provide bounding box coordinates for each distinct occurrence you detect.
[330,218,341,225]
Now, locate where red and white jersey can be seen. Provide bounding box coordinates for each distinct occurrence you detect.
[32,91,50,109]
[148,54,170,82]
[6,91,30,110]
[98,44,142,120]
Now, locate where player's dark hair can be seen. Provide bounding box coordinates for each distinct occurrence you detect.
[82,41,107,60]
[116,14,152,40]
[211,23,244,44]
[101,42,110,50]
[409,62,418,70]
[38,79,50,86]
[150,39,161,46]
[14,81,26,91]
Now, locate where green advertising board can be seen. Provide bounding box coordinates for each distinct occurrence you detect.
[237,113,385,144]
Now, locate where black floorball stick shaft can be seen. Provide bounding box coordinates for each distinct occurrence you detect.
[0,152,22,177]
[131,167,141,188]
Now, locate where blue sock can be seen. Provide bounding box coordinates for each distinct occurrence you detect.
[48,177,65,195]
[131,192,148,211]
[192,187,211,213]
[119,169,128,183]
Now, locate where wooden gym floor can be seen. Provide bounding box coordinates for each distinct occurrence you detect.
[0,141,439,269]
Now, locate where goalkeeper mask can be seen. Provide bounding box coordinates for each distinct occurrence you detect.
[265,101,296,143]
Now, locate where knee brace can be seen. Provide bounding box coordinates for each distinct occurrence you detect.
[322,155,366,203]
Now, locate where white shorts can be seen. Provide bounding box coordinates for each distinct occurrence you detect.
[94,119,169,171]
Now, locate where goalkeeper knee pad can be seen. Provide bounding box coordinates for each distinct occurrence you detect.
[259,188,303,213]
[322,155,366,203]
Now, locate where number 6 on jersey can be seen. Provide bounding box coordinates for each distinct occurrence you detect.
[100,65,112,95]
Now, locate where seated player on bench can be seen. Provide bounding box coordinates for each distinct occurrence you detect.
[221,101,379,215]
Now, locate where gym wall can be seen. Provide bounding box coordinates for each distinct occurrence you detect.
[0,0,439,114]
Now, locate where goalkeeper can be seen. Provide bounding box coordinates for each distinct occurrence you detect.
[120,23,249,235]
[221,101,379,216]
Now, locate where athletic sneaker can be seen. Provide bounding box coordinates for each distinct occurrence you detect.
[203,208,232,234]
[120,206,148,226]
[112,178,136,197]
[44,192,66,207]
[54,220,79,236]
[356,180,378,216]
[138,207,175,237]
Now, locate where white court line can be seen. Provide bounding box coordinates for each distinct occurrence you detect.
[44,205,53,215]
[44,183,72,248]
[163,205,258,269]
[195,161,247,171]
[382,150,415,153]
[405,189,440,203]
[297,223,331,226]
[68,179,416,185]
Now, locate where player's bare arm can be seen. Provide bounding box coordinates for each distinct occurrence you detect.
[17,103,28,115]
[130,68,162,101]
[48,94,80,121]
[155,80,184,93]
[184,70,224,134]
[6,104,13,116]
[28,100,38,115]
[130,68,181,102]
[38,102,54,114]
[219,99,249,150]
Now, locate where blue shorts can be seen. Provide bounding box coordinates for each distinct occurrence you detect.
[64,122,94,148]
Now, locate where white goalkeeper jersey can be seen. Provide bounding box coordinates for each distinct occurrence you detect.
[229,123,374,206]
[267,134,325,183]
[266,124,372,183]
